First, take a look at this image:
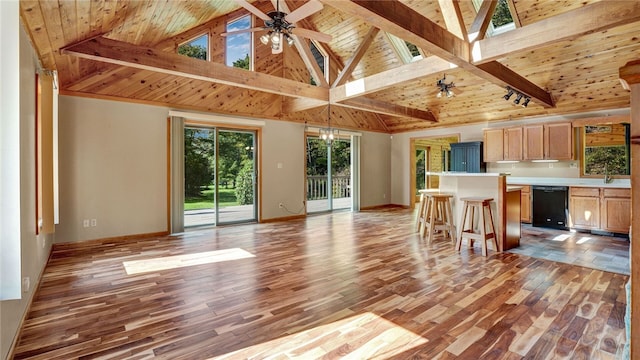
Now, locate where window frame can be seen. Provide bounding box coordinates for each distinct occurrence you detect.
[177,32,210,61]
[471,0,516,38]
[309,40,329,83]
[385,32,424,64]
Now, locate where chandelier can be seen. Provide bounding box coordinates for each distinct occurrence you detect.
[319,104,336,145]
[436,75,455,98]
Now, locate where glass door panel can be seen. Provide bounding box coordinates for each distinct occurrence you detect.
[306,136,330,213]
[184,127,216,227]
[331,137,351,211]
[217,130,256,224]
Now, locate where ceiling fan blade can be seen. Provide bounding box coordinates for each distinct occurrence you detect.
[291,28,332,43]
[221,27,266,37]
[284,0,323,23]
[233,0,271,21]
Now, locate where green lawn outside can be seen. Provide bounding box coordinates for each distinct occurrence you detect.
[184,186,239,210]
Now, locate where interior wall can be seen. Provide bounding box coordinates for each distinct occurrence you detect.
[56,96,169,243]
[361,131,391,208]
[0,21,55,360]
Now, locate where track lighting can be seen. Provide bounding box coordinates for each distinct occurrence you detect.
[503,87,514,100]
[514,93,523,105]
[503,87,532,107]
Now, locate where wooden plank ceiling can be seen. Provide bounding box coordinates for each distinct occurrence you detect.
[19,0,640,133]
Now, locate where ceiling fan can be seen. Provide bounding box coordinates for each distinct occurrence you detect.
[222,0,332,54]
[436,74,461,98]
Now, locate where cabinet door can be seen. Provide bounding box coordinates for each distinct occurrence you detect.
[504,127,523,161]
[450,145,465,172]
[602,197,631,233]
[484,129,504,162]
[545,122,573,160]
[570,196,600,229]
[520,187,531,223]
[523,125,544,160]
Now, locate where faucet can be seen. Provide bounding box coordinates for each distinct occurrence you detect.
[604,163,613,184]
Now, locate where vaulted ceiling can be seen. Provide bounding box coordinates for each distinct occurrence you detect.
[20,0,640,133]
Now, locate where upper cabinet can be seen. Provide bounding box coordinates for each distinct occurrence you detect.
[484,127,523,161]
[485,122,573,163]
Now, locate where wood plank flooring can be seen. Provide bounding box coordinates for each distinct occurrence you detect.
[12,207,628,359]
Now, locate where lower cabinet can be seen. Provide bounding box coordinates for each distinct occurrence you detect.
[568,187,630,234]
[569,187,600,230]
[601,188,631,233]
[514,185,531,223]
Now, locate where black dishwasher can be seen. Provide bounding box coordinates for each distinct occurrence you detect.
[532,186,568,229]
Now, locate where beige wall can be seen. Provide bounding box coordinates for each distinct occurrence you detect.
[361,132,391,208]
[0,22,55,360]
[56,96,169,243]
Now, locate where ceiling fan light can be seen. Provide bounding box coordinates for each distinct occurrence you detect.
[271,31,281,44]
[260,33,270,45]
[286,34,294,46]
[447,89,454,98]
[437,91,443,98]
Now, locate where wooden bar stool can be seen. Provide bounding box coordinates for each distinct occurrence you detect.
[456,197,498,256]
[415,189,441,233]
[421,193,455,245]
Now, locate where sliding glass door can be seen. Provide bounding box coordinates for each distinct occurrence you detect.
[184,126,256,227]
[306,135,352,213]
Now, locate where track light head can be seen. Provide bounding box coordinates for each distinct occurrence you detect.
[503,87,514,101]
[522,97,531,107]
[514,93,523,105]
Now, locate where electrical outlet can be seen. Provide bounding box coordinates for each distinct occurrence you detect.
[22,277,30,293]
[279,202,284,209]
[91,219,97,227]
[83,219,90,228]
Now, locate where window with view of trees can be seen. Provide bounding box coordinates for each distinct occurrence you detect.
[472,0,515,37]
[178,34,208,60]
[385,33,423,63]
[226,15,252,70]
[583,123,630,176]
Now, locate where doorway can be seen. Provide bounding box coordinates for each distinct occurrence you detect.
[184,126,257,227]
[306,134,352,213]
[410,135,459,207]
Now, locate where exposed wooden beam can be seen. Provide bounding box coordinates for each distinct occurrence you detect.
[337,97,437,123]
[282,97,327,113]
[438,0,468,42]
[61,36,328,101]
[322,0,555,108]
[331,56,453,103]
[468,0,498,42]
[506,0,522,27]
[332,27,380,87]
[473,1,640,64]
[278,0,329,88]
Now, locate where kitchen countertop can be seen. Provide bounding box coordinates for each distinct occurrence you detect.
[506,177,630,188]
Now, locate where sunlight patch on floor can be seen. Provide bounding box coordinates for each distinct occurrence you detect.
[209,312,428,359]
[552,234,571,242]
[123,248,255,275]
[576,237,592,244]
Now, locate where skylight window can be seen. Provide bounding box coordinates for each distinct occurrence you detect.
[226,15,252,70]
[385,33,423,64]
[177,33,208,61]
[472,0,516,37]
[309,40,328,85]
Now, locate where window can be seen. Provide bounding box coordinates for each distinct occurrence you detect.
[385,33,423,63]
[178,33,208,60]
[472,0,516,37]
[582,123,630,176]
[226,15,252,69]
[309,41,328,85]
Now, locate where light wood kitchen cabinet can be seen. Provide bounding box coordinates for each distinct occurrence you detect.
[523,122,573,160]
[484,127,522,161]
[601,188,631,233]
[484,128,504,162]
[545,122,573,160]
[569,187,600,230]
[517,185,531,223]
[504,127,523,161]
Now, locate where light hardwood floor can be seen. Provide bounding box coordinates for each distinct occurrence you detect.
[12,207,628,359]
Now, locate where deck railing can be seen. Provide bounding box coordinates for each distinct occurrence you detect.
[307,175,350,200]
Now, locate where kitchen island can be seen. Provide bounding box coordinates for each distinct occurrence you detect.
[431,172,521,251]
